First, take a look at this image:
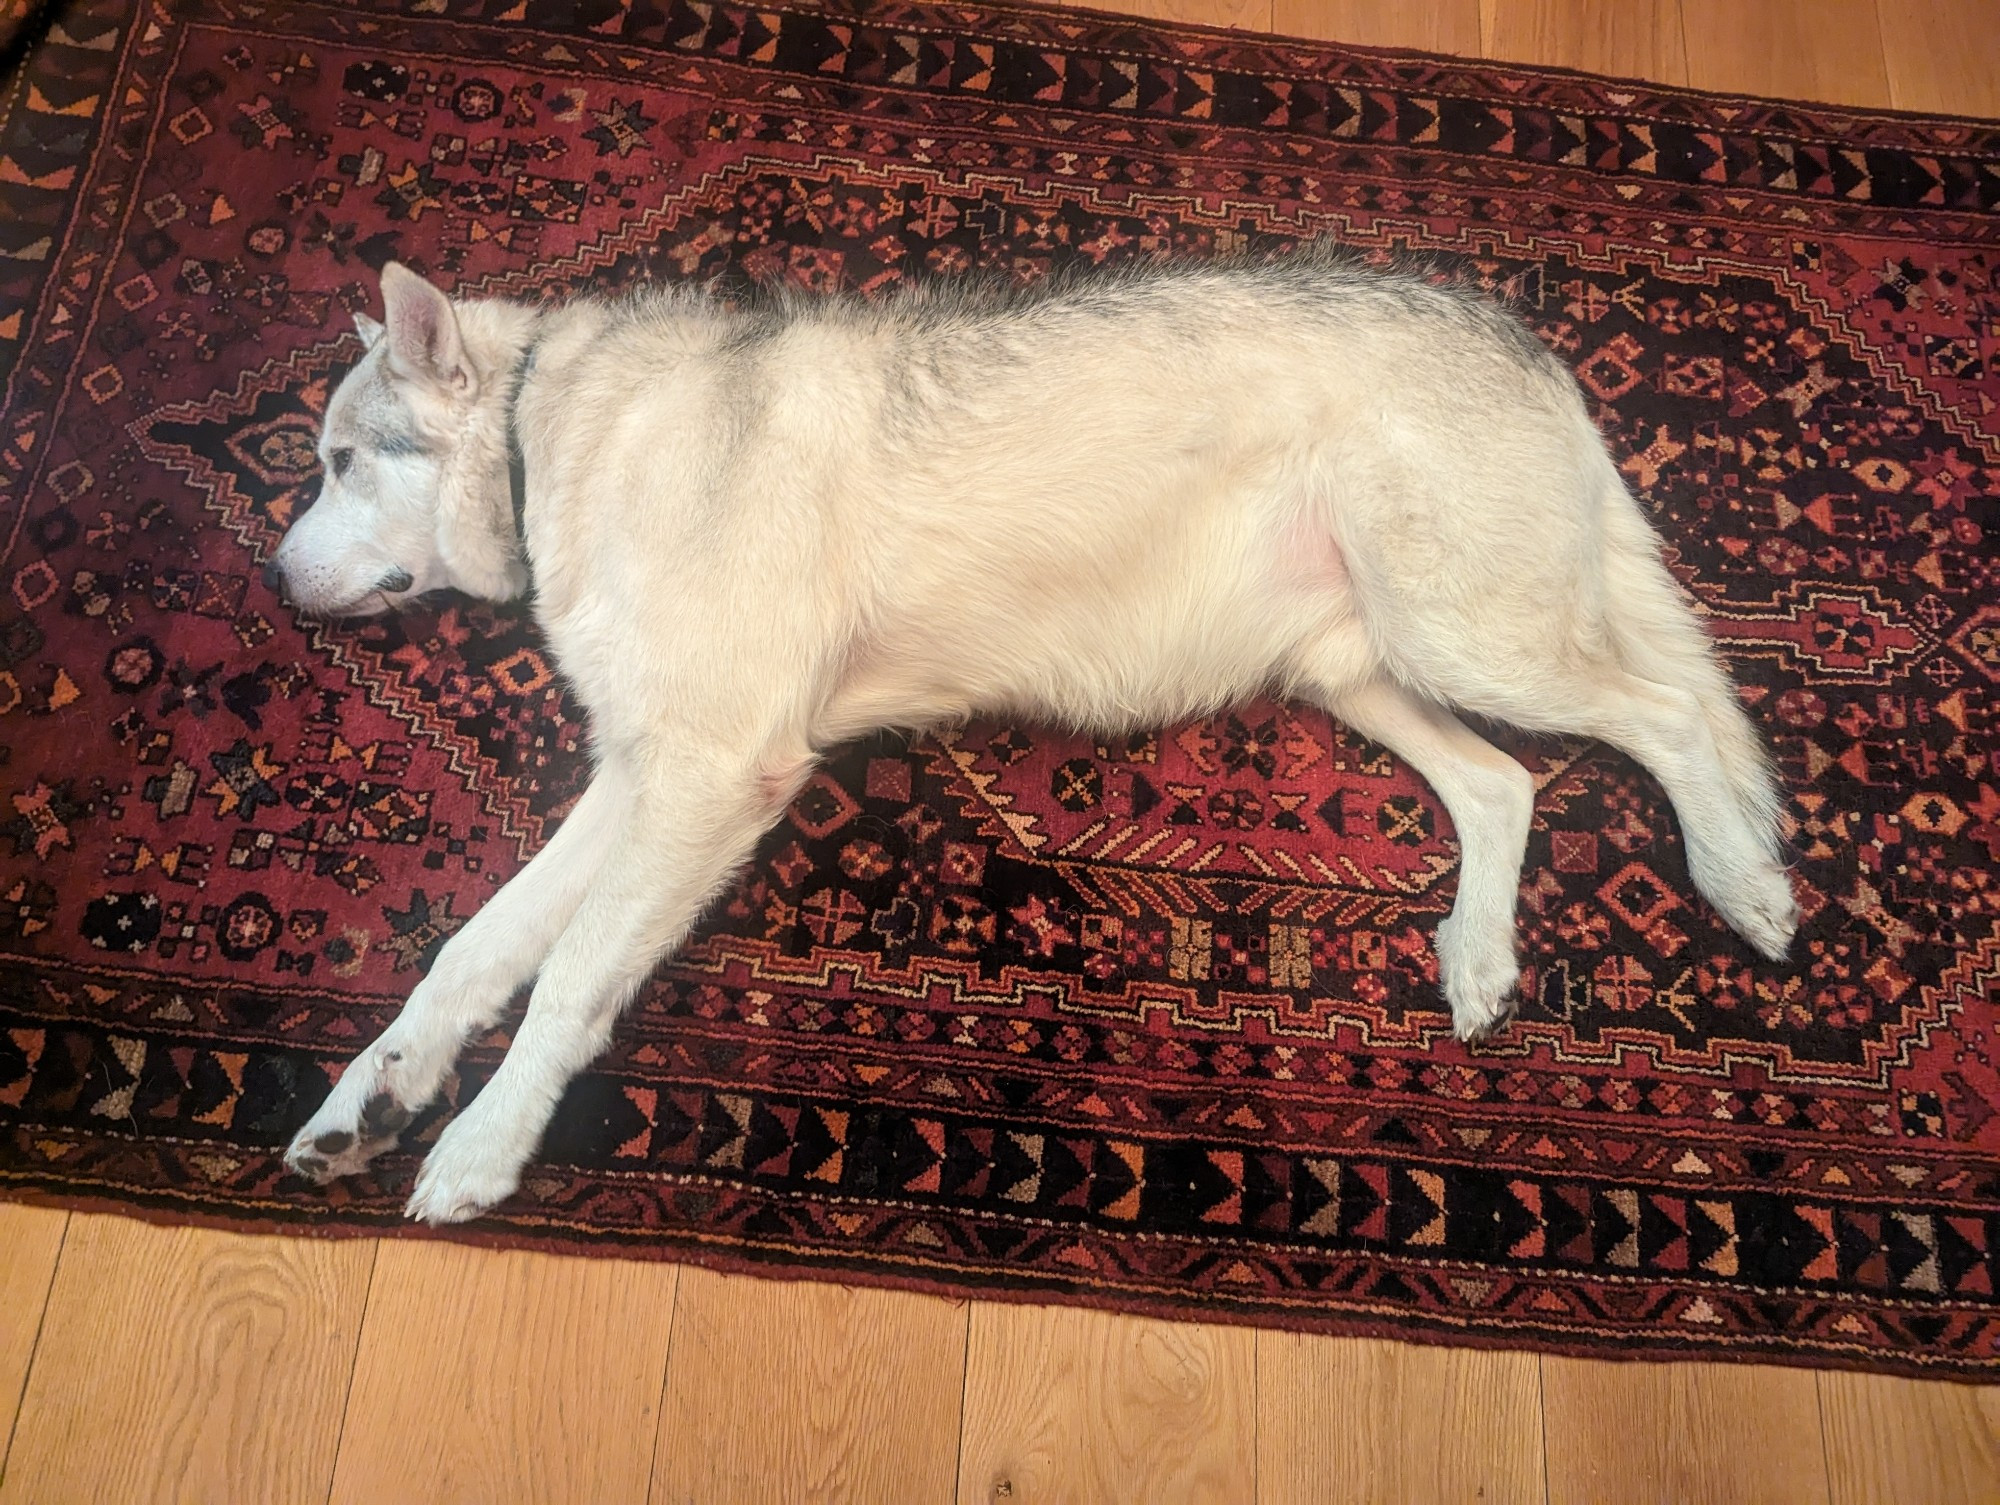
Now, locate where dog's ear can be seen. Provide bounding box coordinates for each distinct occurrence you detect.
[352,311,384,349]
[380,262,475,398]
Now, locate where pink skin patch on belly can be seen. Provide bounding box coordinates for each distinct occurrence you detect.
[756,755,816,820]
[1282,518,1351,593]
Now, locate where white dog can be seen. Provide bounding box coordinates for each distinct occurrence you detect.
[268,252,1797,1223]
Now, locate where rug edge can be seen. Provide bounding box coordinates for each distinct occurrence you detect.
[7,1185,1994,1383]
[811,0,2000,130]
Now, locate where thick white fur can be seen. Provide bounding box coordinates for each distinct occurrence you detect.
[270,255,1797,1223]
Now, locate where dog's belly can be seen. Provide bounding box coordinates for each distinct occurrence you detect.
[817,518,1364,741]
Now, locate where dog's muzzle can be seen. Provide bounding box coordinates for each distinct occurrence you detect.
[260,559,411,610]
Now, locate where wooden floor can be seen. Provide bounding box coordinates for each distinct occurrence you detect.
[6,2,1999,1501]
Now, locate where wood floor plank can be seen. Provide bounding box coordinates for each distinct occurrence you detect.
[1271,0,1483,56]
[1478,0,1689,85]
[1541,1356,1831,1505]
[1063,0,1272,31]
[1678,0,1892,108]
[652,1268,966,1505]
[0,1204,66,1476]
[1874,0,2000,117]
[1819,1371,2000,1505]
[329,1239,677,1505]
[956,1304,1254,1505]
[1258,1334,1542,1505]
[0,1213,372,1505]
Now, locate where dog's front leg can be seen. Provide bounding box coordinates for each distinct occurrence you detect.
[283,761,632,1183]
[402,756,788,1224]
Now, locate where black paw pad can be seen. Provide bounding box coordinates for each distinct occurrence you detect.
[313,1130,353,1154]
[360,1091,413,1136]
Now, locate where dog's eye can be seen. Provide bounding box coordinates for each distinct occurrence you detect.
[329,448,354,480]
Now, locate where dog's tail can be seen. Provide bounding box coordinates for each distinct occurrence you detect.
[1594,467,1786,858]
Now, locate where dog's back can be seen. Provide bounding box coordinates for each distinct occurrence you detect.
[523,256,1596,739]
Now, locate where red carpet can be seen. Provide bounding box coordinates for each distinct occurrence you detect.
[2,0,1998,1377]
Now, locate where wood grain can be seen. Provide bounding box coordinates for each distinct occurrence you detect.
[956,1303,1254,1505]
[1259,1334,1542,1505]
[0,1214,372,1505]
[1063,0,1273,30]
[1479,0,1689,84]
[1819,1371,2000,1505]
[0,1205,66,1475]
[1678,0,1892,107]
[1873,0,2000,116]
[1272,0,1483,55]
[329,1238,677,1505]
[1541,1356,1831,1505]
[651,1268,966,1504]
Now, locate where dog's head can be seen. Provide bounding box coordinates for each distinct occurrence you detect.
[264,263,529,617]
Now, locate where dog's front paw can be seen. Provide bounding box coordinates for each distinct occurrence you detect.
[404,1117,524,1225]
[285,1086,418,1184]
[1437,913,1520,1042]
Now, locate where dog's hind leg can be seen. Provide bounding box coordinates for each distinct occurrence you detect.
[402,744,800,1223]
[1319,677,1536,1040]
[283,761,631,1184]
[1541,671,1797,960]
[1595,480,1787,859]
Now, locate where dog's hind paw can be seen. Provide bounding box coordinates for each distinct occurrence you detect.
[1715,861,1800,963]
[1452,995,1518,1042]
[1437,913,1520,1042]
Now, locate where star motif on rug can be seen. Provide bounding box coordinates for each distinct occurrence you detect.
[378,888,467,973]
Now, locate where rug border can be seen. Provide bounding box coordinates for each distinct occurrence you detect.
[793,0,2000,130]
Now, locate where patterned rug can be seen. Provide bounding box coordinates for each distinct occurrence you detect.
[3,0,1998,1380]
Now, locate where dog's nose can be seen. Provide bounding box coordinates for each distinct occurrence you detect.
[261,558,285,599]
